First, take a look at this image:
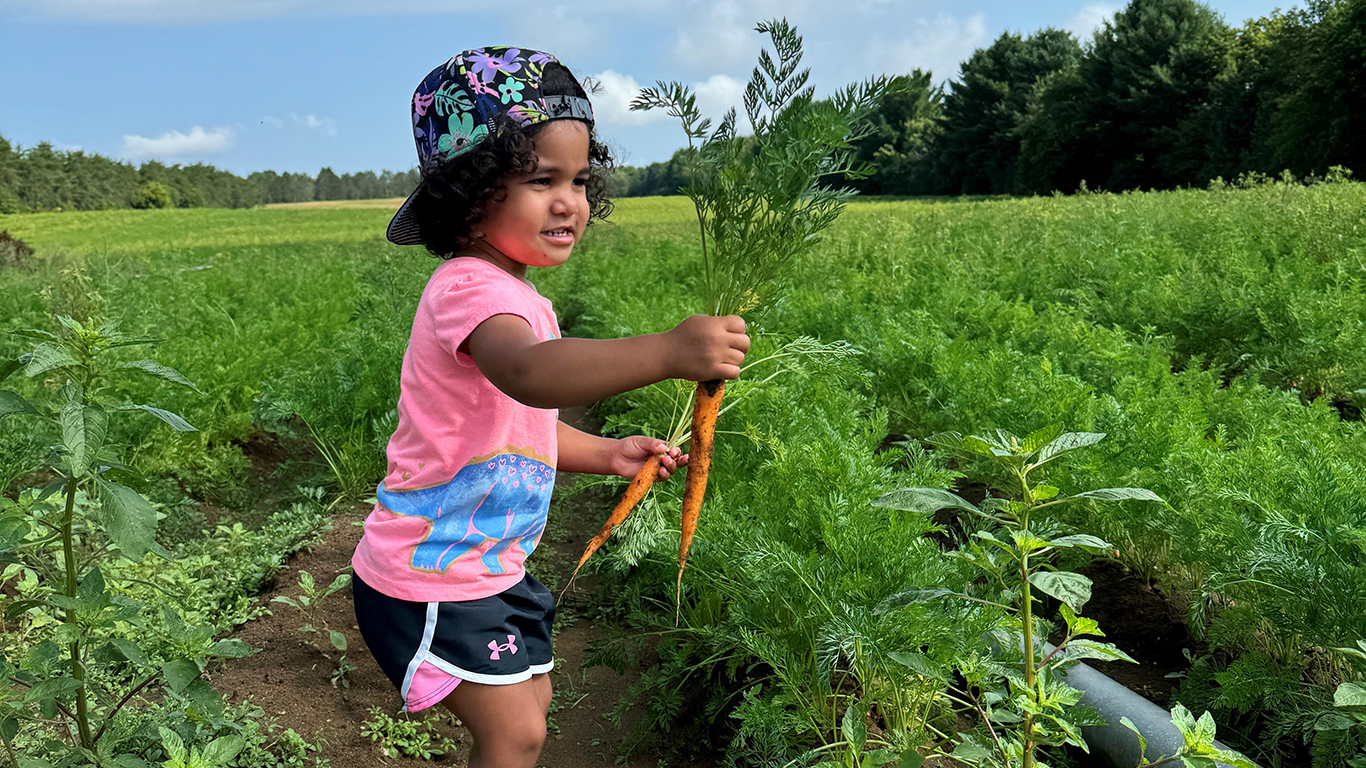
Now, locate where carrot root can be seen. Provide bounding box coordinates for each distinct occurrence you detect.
[676,378,725,623]
[560,453,663,599]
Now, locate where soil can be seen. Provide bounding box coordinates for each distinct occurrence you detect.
[1068,559,1193,707]
[212,407,717,768]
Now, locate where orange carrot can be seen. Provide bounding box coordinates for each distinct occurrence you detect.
[561,453,663,597]
[677,378,725,619]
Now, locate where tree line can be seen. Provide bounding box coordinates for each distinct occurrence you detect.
[2,0,1359,211]
[615,0,1363,197]
[0,136,421,213]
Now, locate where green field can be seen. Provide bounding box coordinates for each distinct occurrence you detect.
[3,183,1365,766]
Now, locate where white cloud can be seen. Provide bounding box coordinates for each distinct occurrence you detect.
[259,113,337,136]
[668,0,804,72]
[868,13,990,83]
[584,70,667,129]
[122,126,235,159]
[1067,3,1118,40]
[294,113,337,135]
[694,74,749,130]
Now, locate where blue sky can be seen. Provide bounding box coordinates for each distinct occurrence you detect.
[0,0,1283,176]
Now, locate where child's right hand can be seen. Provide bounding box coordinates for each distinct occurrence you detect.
[663,314,750,381]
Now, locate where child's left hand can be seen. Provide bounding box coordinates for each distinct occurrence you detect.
[609,437,687,480]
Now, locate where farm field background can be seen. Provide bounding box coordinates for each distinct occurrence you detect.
[2,182,1365,766]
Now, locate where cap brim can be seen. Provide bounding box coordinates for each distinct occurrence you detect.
[385,180,426,246]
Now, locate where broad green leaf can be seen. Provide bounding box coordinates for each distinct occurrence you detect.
[329,630,347,652]
[896,750,926,768]
[23,342,78,377]
[300,570,315,592]
[1335,682,1366,711]
[1035,432,1106,466]
[874,487,980,516]
[841,700,867,754]
[1120,716,1149,760]
[1011,530,1050,553]
[76,566,107,610]
[23,676,82,704]
[950,734,993,762]
[200,735,245,767]
[0,390,39,419]
[0,716,15,741]
[1049,534,1112,554]
[1028,571,1092,613]
[326,573,352,593]
[210,639,253,658]
[96,479,158,559]
[1024,424,1064,454]
[107,638,150,667]
[1032,484,1060,501]
[0,514,30,551]
[118,359,203,394]
[185,677,225,717]
[1210,749,1259,768]
[1058,640,1136,665]
[119,404,197,432]
[162,659,200,693]
[0,357,21,383]
[888,651,948,682]
[61,401,108,477]
[977,429,1020,456]
[1058,604,1103,638]
[159,727,188,764]
[1171,704,1198,742]
[1075,487,1164,503]
[271,596,299,609]
[874,587,956,614]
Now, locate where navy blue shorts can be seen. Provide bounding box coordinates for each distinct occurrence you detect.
[352,572,556,712]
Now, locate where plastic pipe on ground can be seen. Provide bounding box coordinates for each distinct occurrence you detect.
[1046,642,1258,768]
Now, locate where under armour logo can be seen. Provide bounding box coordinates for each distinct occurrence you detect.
[488,635,518,661]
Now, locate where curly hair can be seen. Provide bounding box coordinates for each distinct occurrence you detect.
[412,63,614,259]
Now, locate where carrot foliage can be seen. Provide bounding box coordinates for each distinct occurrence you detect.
[631,18,901,317]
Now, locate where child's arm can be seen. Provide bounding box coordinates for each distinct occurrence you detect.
[556,419,686,478]
[466,313,749,409]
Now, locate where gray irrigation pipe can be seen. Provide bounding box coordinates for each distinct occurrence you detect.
[1045,642,1260,768]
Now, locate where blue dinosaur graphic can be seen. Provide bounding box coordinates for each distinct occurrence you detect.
[378,453,555,575]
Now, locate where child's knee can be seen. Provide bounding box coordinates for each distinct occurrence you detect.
[499,715,546,759]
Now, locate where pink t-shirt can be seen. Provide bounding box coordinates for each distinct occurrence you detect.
[352,257,560,602]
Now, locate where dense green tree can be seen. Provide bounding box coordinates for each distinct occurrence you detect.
[133,180,173,209]
[314,167,344,201]
[937,30,1082,194]
[1080,0,1232,190]
[845,70,944,195]
[1264,0,1366,175]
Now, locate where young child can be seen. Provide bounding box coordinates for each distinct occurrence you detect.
[351,48,749,768]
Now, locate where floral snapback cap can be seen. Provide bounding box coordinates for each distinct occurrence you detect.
[386,47,595,246]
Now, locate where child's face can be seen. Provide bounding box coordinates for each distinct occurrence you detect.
[479,120,591,269]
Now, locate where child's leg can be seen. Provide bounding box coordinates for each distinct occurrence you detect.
[442,676,551,768]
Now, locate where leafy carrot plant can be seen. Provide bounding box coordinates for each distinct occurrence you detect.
[571,18,897,609]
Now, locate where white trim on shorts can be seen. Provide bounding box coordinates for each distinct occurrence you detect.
[399,600,556,698]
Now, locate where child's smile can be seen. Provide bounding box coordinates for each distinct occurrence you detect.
[473,120,591,274]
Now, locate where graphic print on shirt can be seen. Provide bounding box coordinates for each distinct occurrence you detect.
[377,448,555,575]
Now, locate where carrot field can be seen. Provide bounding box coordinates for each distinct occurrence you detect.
[2,181,1365,767]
